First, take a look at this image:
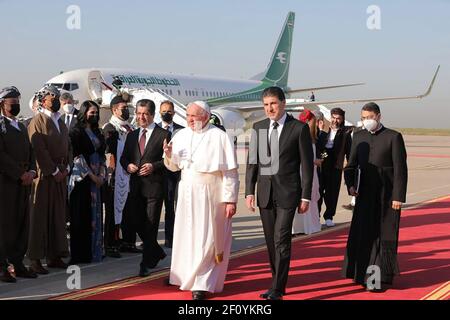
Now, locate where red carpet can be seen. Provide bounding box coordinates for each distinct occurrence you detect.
[55,196,450,300]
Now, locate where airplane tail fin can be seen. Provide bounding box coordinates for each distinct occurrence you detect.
[260,12,295,89]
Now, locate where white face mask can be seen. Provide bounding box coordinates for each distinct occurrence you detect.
[62,104,74,114]
[363,119,378,132]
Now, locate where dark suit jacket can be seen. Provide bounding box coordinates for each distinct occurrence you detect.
[157,121,184,139]
[245,114,314,209]
[120,125,170,199]
[69,126,106,167]
[0,118,36,181]
[158,122,184,180]
[322,126,352,170]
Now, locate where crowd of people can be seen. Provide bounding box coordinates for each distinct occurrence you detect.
[0,84,407,300]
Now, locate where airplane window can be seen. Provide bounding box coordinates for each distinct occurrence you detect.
[185,90,188,96]
[178,90,181,96]
[49,83,63,89]
[195,91,198,96]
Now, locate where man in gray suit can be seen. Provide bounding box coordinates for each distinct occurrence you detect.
[60,92,78,132]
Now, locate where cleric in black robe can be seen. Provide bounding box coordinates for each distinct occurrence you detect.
[342,102,408,291]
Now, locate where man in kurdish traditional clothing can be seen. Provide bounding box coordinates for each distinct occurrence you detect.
[163,101,239,300]
[343,102,408,292]
[27,85,70,274]
[0,86,38,281]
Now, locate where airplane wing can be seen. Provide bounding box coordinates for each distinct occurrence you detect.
[233,65,439,112]
[291,65,440,107]
[287,82,365,94]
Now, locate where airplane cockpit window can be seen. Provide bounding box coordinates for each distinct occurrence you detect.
[48,83,79,91]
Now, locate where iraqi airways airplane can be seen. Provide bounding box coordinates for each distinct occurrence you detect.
[37,12,438,131]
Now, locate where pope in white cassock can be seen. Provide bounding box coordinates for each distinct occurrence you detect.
[163,101,239,300]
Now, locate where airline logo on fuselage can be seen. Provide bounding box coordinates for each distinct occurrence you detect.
[112,74,181,87]
[275,52,287,64]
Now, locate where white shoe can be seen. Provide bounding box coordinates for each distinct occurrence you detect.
[325,219,335,227]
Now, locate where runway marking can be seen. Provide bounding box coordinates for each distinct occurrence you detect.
[408,153,450,159]
[0,292,68,300]
[420,281,450,300]
[406,184,450,198]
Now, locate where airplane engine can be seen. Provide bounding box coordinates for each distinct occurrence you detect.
[211,108,246,134]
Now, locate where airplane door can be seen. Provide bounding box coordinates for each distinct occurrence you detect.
[88,70,104,104]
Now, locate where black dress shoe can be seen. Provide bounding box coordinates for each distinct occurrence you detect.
[47,258,68,269]
[106,248,122,258]
[139,264,150,277]
[192,291,207,300]
[267,291,283,300]
[0,271,16,283]
[259,290,273,299]
[30,260,49,275]
[14,266,38,279]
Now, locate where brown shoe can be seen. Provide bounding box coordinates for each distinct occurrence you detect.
[47,258,68,269]
[30,260,49,275]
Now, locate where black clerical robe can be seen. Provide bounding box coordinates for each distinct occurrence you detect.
[342,126,408,285]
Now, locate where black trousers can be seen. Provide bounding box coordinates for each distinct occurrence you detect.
[103,184,121,249]
[119,183,138,247]
[163,170,179,245]
[319,157,343,221]
[125,192,166,268]
[260,195,296,294]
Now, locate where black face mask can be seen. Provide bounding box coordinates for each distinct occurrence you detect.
[161,112,173,123]
[120,109,130,121]
[9,103,21,117]
[87,115,99,125]
[50,99,61,113]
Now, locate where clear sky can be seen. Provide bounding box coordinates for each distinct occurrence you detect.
[1,0,449,128]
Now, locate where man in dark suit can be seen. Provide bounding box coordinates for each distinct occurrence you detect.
[245,86,314,300]
[318,108,352,227]
[0,86,38,281]
[157,100,184,248]
[120,99,170,276]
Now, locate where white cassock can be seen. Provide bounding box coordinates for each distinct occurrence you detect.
[292,144,321,235]
[164,124,239,293]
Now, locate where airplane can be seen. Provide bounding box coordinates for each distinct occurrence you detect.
[36,12,439,133]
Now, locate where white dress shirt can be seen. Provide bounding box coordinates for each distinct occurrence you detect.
[325,128,338,149]
[41,108,62,133]
[139,122,156,149]
[268,112,287,140]
[5,116,21,131]
[161,121,174,133]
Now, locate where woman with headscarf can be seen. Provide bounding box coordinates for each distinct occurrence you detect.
[292,109,322,235]
[68,101,106,264]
